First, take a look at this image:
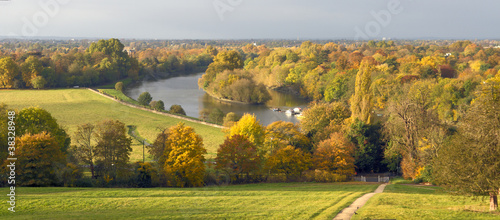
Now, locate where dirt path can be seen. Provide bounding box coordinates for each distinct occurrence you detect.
[333,183,388,220]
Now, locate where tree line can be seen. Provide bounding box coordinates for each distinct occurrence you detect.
[0,39,212,89]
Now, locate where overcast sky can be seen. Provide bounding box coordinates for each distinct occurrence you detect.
[0,0,498,40]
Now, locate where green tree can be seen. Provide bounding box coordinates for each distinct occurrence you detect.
[169,104,186,115]
[215,135,261,183]
[0,57,20,88]
[209,108,225,124]
[115,81,123,92]
[434,77,500,211]
[223,112,240,127]
[154,100,165,111]
[16,107,70,152]
[94,120,132,180]
[163,123,206,187]
[31,75,47,89]
[348,119,386,173]
[138,92,153,106]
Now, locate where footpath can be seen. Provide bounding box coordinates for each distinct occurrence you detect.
[87,88,225,129]
[333,183,388,220]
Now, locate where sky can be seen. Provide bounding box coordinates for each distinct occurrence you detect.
[0,0,499,40]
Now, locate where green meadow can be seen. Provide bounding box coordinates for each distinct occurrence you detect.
[1,183,378,219]
[353,183,500,220]
[0,89,225,160]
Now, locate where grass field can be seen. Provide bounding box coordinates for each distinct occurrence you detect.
[352,184,500,220]
[0,89,225,160]
[0,182,378,219]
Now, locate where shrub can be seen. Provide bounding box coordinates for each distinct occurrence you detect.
[115,81,123,92]
[169,104,186,115]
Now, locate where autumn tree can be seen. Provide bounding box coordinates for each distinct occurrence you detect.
[300,102,351,143]
[384,81,445,179]
[138,92,153,106]
[350,58,375,124]
[163,123,206,187]
[433,77,500,211]
[227,113,265,148]
[70,123,97,178]
[0,57,20,88]
[199,50,243,89]
[266,146,311,181]
[215,135,261,183]
[15,132,66,186]
[314,132,356,178]
[16,107,70,153]
[94,120,132,179]
[264,121,311,155]
[21,56,43,88]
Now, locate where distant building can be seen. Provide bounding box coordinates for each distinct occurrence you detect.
[123,47,136,56]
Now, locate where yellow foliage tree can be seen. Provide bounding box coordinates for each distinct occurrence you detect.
[350,58,374,124]
[227,113,265,147]
[163,123,206,187]
[266,145,311,181]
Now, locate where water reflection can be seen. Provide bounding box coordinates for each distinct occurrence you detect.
[125,72,309,125]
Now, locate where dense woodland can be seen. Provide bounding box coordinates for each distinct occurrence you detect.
[0,39,499,210]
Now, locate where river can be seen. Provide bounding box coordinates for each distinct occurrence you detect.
[125,72,309,125]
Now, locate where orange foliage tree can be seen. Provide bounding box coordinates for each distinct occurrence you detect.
[314,132,356,178]
[215,135,261,183]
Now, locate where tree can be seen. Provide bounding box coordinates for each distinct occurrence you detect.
[163,123,206,187]
[16,107,70,153]
[14,132,66,186]
[300,102,351,143]
[154,100,165,111]
[169,104,186,115]
[350,58,375,124]
[434,77,500,211]
[314,132,356,177]
[227,113,265,148]
[94,120,132,179]
[223,112,240,127]
[384,81,444,179]
[115,81,123,92]
[31,75,47,89]
[208,108,224,124]
[215,135,261,183]
[21,56,43,88]
[264,121,311,155]
[70,123,96,178]
[138,92,153,106]
[266,146,311,181]
[348,119,386,173]
[0,57,20,88]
